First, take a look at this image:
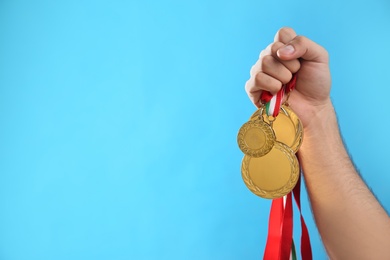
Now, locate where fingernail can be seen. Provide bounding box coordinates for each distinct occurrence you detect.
[278,45,295,55]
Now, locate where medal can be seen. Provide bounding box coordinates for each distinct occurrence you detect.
[283,105,303,153]
[237,74,303,199]
[237,108,276,158]
[249,105,303,153]
[241,141,299,199]
[238,72,312,258]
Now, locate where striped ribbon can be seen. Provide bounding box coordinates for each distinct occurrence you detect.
[265,87,285,117]
[291,240,297,260]
[260,74,297,117]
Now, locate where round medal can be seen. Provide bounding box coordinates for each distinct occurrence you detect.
[237,117,276,158]
[241,141,299,199]
[249,105,303,153]
[282,105,303,153]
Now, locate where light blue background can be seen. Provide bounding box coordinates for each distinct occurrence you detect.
[1,0,390,259]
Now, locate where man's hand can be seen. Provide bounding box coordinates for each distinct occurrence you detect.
[245,27,331,130]
[245,28,390,259]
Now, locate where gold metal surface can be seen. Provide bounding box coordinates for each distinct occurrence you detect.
[249,105,303,153]
[283,106,303,153]
[241,141,299,199]
[237,118,275,157]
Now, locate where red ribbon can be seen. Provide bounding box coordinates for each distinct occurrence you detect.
[262,74,312,259]
[263,197,284,259]
[285,74,297,93]
[293,175,313,260]
[263,193,293,260]
[263,176,312,260]
[260,74,297,104]
[281,193,293,259]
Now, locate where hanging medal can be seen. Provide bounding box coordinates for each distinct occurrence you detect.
[237,83,288,158]
[237,73,312,259]
[238,76,301,199]
[237,108,276,158]
[241,142,299,199]
[249,105,303,154]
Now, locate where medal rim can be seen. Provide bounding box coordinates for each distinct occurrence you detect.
[241,141,300,199]
[249,105,303,153]
[283,105,303,153]
[237,119,276,158]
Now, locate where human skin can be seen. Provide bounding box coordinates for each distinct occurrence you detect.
[245,27,390,259]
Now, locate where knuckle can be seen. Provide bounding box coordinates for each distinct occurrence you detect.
[254,73,267,88]
[281,71,293,84]
[254,73,281,92]
[289,60,301,73]
[282,59,300,74]
[275,27,296,43]
[294,35,306,45]
[270,42,284,55]
[254,72,264,86]
[269,81,282,93]
[293,60,301,71]
[278,27,294,37]
[261,55,274,70]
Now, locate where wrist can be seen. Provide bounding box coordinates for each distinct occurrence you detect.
[298,100,353,170]
[301,99,339,140]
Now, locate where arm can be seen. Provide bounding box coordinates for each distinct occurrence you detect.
[245,27,390,259]
[300,101,390,259]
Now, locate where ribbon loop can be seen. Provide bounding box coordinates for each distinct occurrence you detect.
[260,74,297,117]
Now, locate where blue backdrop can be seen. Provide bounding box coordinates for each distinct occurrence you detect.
[1,0,390,259]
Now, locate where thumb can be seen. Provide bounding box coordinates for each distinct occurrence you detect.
[276,35,329,64]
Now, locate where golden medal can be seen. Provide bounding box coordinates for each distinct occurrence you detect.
[238,78,302,199]
[249,105,303,153]
[237,107,276,158]
[241,142,299,199]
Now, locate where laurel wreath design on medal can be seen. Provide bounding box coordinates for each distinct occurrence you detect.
[282,105,303,153]
[249,105,303,154]
[241,142,300,199]
[249,109,260,121]
[237,119,276,158]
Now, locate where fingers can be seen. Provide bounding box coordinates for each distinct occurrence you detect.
[261,55,293,85]
[277,35,329,63]
[274,27,328,63]
[246,27,330,108]
[246,40,301,106]
[245,73,282,107]
[274,27,297,44]
[254,42,300,76]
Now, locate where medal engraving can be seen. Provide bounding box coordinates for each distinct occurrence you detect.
[283,105,303,153]
[250,105,303,153]
[237,118,275,158]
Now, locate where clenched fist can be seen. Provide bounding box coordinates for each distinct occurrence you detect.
[245,27,331,130]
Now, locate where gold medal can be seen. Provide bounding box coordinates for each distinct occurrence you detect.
[249,105,303,153]
[241,141,299,199]
[237,110,276,158]
[283,105,303,153]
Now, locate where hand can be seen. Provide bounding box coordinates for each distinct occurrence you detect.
[245,27,332,130]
